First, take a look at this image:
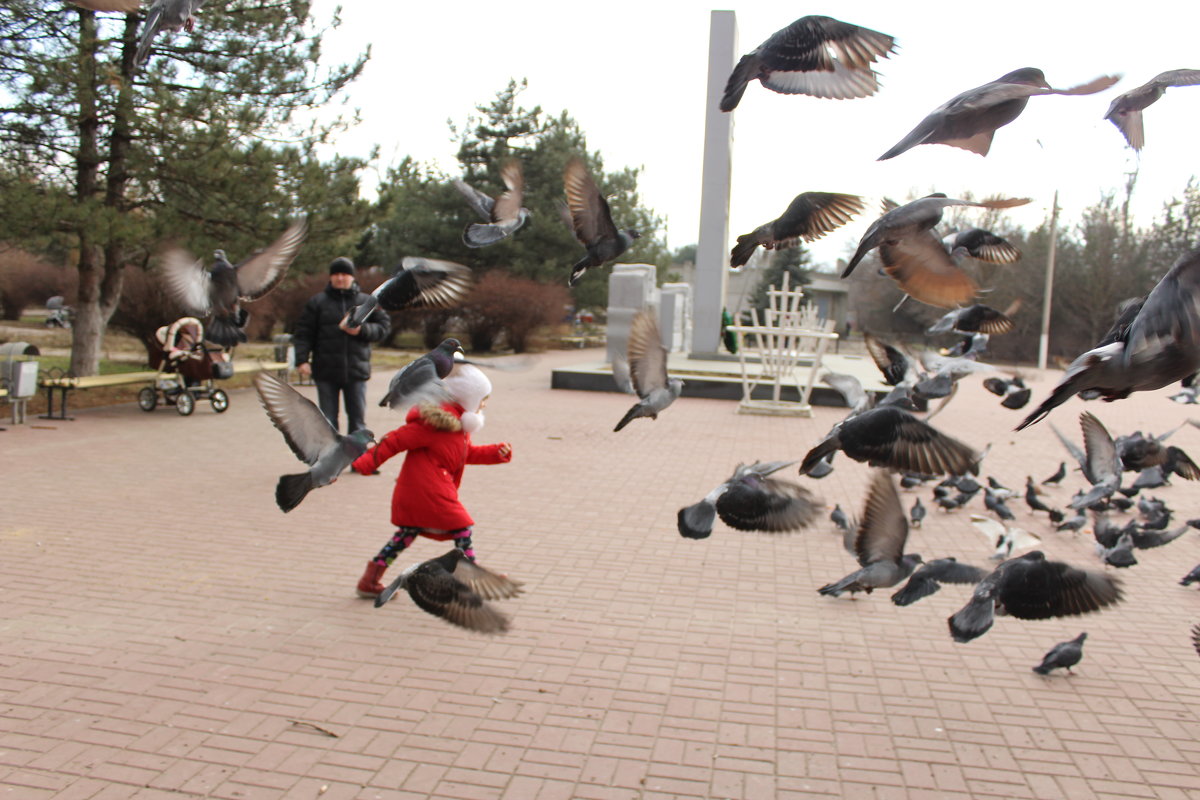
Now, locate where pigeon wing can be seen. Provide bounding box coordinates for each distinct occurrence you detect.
[453,179,496,221]
[254,372,339,465]
[774,192,866,247]
[821,371,868,412]
[853,470,908,565]
[450,557,524,601]
[760,15,895,73]
[1124,248,1200,378]
[159,248,213,315]
[406,561,510,634]
[234,218,308,301]
[379,357,449,410]
[1080,412,1120,486]
[490,160,525,223]
[715,477,819,532]
[627,310,668,399]
[997,556,1123,620]
[880,231,979,309]
[380,257,473,310]
[564,158,619,246]
[845,407,979,477]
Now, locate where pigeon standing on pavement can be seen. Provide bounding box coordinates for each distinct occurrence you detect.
[375,549,524,634]
[160,218,308,348]
[1042,462,1067,485]
[841,194,1031,308]
[677,460,820,540]
[563,158,640,286]
[948,551,1123,642]
[613,311,683,432]
[254,372,374,513]
[1181,565,1200,586]
[1019,247,1200,429]
[1033,632,1088,675]
[378,339,464,411]
[730,192,865,268]
[910,497,926,528]
[818,470,923,597]
[1104,70,1200,150]
[878,68,1120,160]
[453,160,532,247]
[346,257,473,328]
[135,0,206,68]
[720,15,896,111]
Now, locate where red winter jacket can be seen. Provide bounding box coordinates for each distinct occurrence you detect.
[352,403,511,531]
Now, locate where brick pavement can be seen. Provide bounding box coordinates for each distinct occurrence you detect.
[2,347,1200,799]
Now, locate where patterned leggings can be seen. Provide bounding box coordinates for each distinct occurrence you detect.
[372,526,475,565]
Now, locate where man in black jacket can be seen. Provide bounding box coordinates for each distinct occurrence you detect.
[293,258,391,434]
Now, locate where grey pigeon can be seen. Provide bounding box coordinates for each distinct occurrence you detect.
[160,218,307,348]
[821,371,872,416]
[1020,247,1200,429]
[347,257,472,328]
[135,0,206,67]
[720,15,896,111]
[375,549,524,634]
[1105,70,1200,150]
[984,489,1015,521]
[254,372,374,513]
[819,470,923,597]
[613,311,683,431]
[831,503,851,533]
[927,302,1019,336]
[805,453,835,479]
[1056,512,1087,533]
[378,339,464,411]
[563,158,640,286]
[677,460,819,540]
[1070,413,1123,510]
[730,192,865,268]
[910,497,926,528]
[1033,632,1087,675]
[1116,429,1200,480]
[800,402,979,478]
[891,557,988,606]
[948,551,1123,642]
[878,68,1120,160]
[71,0,141,10]
[1101,532,1138,568]
[841,194,1031,308]
[941,229,1023,265]
[453,160,532,247]
[1181,565,1200,586]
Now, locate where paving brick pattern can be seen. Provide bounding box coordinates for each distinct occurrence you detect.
[2,347,1200,799]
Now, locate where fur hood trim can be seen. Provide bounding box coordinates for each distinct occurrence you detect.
[415,402,463,432]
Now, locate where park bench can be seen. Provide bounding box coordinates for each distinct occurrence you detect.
[38,360,289,420]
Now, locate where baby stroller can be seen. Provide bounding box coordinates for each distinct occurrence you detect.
[139,316,234,416]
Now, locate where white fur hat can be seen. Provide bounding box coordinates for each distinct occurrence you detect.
[443,363,492,432]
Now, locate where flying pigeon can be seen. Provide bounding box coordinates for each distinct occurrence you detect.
[676,460,820,540]
[720,15,896,111]
[375,549,523,634]
[948,551,1123,642]
[891,557,988,606]
[160,218,307,348]
[346,258,473,328]
[563,158,640,286]
[821,371,872,416]
[1019,247,1200,429]
[1116,429,1200,480]
[135,0,206,68]
[971,514,1040,560]
[864,332,919,388]
[1069,412,1123,510]
[453,160,532,247]
[941,229,1023,265]
[841,194,1031,309]
[819,470,923,597]
[800,402,979,477]
[730,192,865,268]
[253,372,374,513]
[927,302,1019,336]
[831,503,852,533]
[378,339,464,411]
[1105,70,1200,150]
[1033,632,1088,675]
[878,68,1120,160]
[613,311,683,432]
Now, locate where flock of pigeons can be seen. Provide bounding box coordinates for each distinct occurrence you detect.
[75,3,1200,655]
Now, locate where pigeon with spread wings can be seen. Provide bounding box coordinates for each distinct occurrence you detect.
[135,0,206,68]
[721,15,896,111]
[346,257,472,328]
[1105,69,1200,151]
[160,218,307,348]
[730,192,865,268]
[453,160,532,247]
[677,460,819,540]
[819,470,922,596]
[563,158,640,286]
[375,549,524,634]
[878,67,1120,160]
[613,311,683,432]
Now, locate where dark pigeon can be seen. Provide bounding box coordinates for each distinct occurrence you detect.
[730,192,865,267]
[677,460,819,540]
[378,339,464,411]
[941,229,1023,265]
[254,372,374,513]
[1105,70,1200,150]
[878,68,1120,160]
[453,160,532,247]
[1033,632,1087,675]
[891,557,988,606]
[1042,462,1067,485]
[819,470,922,597]
[375,549,523,634]
[347,257,472,328]
[721,15,896,111]
[563,158,640,286]
[1181,565,1200,586]
[948,551,1123,642]
[160,218,307,347]
[927,302,1019,336]
[1020,247,1200,429]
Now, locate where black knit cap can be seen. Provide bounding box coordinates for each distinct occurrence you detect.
[329,257,355,275]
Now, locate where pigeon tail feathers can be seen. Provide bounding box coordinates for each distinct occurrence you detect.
[276,472,313,513]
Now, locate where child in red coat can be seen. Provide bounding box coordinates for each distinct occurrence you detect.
[352,363,512,598]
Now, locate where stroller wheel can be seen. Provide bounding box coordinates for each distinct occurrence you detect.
[211,389,229,413]
[137,387,157,412]
[176,391,195,416]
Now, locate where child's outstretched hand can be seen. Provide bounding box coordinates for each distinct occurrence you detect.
[498,443,512,459]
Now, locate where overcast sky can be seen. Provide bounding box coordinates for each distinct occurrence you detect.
[307,1,1199,269]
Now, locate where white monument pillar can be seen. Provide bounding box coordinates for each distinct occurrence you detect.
[691,10,737,356]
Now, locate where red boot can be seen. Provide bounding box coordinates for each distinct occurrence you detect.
[356,561,387,599]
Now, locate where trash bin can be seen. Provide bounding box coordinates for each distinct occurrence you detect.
[0,342,40,424]
[273,334,294,367]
